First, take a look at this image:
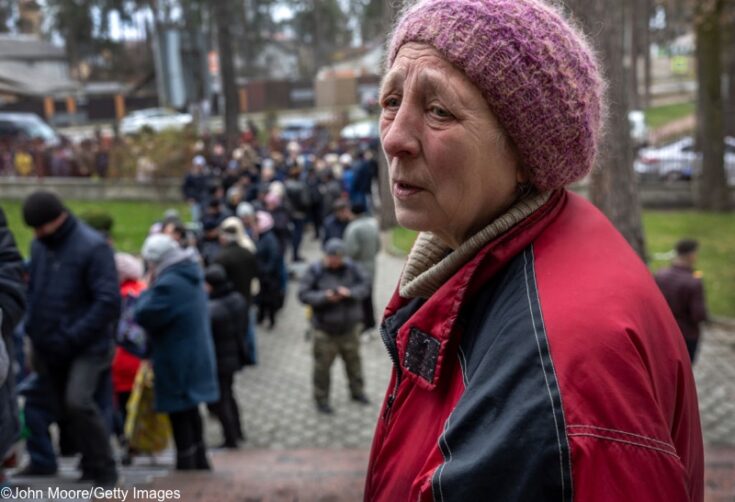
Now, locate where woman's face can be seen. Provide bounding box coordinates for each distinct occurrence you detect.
[380,43,523,248]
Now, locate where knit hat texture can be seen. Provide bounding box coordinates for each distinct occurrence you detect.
[141,234,177,264]
[324,238,346,256]
[114,252,144,283]
[387,0,604,190]
[22,190,66,228]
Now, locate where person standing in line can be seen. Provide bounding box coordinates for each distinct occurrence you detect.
[321,200,353,246]
[343,203,381,334]
[20,191,120,486]
[655,239,709,363]
[134,234,218,471]
[215,217,259,363]
[254,211,283,330]
[298,238,370,414]
[182,155,210,223]
[0,206,26,488]
[204,264,249,448]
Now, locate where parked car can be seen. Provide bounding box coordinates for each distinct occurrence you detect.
[119,108,192,135]
[634,136,735,183]
[278,118,319,143]
[340,119,379,150]
[0,112,60,147]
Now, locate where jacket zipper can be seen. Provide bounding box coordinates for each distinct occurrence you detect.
[379,323,402,422]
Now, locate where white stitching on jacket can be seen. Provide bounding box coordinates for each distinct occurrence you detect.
[528,248,575,502]
[524,249,571,502]
[567,432,681,459]
[457,346,469,388]
[567,425,677,451]
[435,415,453,502]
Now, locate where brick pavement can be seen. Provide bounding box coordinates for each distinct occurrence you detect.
[6,235,735,501]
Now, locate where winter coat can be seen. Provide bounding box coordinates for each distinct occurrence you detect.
[26,215,121,362]
[134,258,219,413]
[284,178,310,219]
[344,215,380,282]
[0,206,26,340]
[298,259,369,335]
[111,280,146,394]
[182,172,210,203]
[365,191,703,502]
[255,229,283,309]
[214,242,258,305]
[0,206,27,459]
[655,264,708,340]
[208,285,249,375]
[321,214,349,245]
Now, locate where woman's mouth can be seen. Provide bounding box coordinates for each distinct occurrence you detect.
[393,181,423,199]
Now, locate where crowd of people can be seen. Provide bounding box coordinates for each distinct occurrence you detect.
[0,133,112,178]
[0,135,383,488]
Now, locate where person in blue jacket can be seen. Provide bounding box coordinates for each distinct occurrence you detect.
[135,234,219,471]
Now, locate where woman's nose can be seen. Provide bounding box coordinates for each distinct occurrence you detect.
[381,105,420,160]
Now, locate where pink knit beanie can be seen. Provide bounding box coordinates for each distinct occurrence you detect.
[388,0,604,190]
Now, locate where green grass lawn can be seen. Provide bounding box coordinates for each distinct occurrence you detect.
[644,102,695,129]
[391,211,735,317]
[2,200,189,257]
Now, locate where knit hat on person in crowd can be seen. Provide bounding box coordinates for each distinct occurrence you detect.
[387,0,604,190]
[236,202,255,219]
[256,211,274,234]
[114,252,144,283]
[324,238,346,257]
[204,263,228,288]
[141,234,178,264]
[22,190,66,228]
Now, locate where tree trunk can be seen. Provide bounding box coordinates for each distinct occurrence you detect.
[377,0,400,231]
[566,0,647,260]
[695,0,729,210]
[628,0,640,111]
[213,0,240,153]
[643,0,652,109]
[723,3,735,137]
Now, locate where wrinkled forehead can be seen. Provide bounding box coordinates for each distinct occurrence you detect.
[380,43,481,106]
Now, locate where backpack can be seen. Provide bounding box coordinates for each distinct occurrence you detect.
[116,294,149,358]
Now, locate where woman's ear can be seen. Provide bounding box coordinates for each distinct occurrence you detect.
[515,165,531,184]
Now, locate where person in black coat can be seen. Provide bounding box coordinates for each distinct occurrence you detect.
[214,220,258,306]
[0,206,26,479]
[204,265,248,448]
[21,191,120,486]
[254,211,283,329]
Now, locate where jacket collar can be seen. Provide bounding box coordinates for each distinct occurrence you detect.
[383,189,567,391]
[399,191,552,299]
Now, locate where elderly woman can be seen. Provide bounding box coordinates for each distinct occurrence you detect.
[365,1,703,501]
[134,234,219,470]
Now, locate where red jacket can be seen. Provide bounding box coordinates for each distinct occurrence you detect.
[365,191,703,501]
[111,280,146,394]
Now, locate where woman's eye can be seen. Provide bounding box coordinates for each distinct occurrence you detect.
[430,106,452,119]
[382,96,400,109]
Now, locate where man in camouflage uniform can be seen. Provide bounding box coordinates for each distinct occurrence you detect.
[298,238,370,414]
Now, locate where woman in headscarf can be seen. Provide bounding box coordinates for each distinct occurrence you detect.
[365,1,703,500]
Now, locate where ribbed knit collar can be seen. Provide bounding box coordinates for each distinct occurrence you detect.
[399,191,552,299]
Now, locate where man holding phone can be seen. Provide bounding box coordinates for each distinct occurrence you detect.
[298,238,370,414]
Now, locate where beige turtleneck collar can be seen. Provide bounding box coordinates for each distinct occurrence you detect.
[399,191,552,299]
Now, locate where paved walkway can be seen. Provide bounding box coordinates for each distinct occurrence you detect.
[7,234,735,501]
